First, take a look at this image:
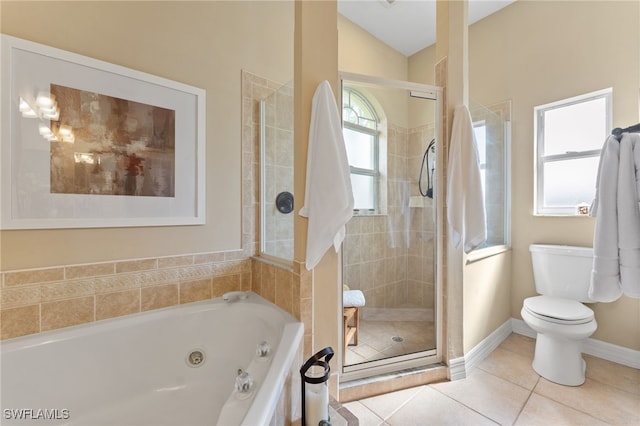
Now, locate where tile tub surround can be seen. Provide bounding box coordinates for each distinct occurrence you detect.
[251,258,314,358]
[0,253,313,361]
[0,251,252,340]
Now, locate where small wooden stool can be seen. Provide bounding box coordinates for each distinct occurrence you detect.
[343,306,359,354]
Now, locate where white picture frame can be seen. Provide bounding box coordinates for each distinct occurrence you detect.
[1,35,206,229]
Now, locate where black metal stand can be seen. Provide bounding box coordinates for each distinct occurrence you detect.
[300,347,334,426]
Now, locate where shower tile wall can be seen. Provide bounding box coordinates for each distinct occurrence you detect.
[408,123,436,310]
[242,71,313,358]
[344,122,435,312]
[241,71,294,261]
[262,83,294,260]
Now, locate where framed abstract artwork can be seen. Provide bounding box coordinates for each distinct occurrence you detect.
[1,35,206,229]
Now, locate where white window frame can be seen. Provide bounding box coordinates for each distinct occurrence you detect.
[534,88,612,216]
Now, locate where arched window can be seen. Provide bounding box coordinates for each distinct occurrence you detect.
[342,88,380,212]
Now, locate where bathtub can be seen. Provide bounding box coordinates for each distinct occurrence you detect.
[0,292,303,426]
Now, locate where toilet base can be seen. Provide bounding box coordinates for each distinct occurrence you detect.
[532,332,586,386]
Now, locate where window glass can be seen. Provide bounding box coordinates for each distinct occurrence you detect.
[535,88,611,215]
[350,174,376,211]
[344,128,375,170]
[343,90,377,130]
[343,87,380,213]
[542,97,607,155]
[542,156,600,207]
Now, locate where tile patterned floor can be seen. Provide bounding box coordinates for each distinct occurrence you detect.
[345,319,436,365]
[343,334,640,425]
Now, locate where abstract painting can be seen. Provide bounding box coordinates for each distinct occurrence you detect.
[2,34,205,229]
[49,84,176,197]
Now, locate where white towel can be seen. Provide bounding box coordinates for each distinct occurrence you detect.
[590,133,640,301]
[343,290,366,308]
[447,105,487,253]
[299,81,354,270]
[618,133,640,298]
[589,136,622,302]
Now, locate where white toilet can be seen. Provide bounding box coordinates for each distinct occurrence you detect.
[521,244,597,386]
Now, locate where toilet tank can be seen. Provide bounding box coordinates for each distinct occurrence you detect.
[529,244,595,302]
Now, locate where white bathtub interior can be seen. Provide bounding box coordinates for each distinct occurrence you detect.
[0,293,303,426]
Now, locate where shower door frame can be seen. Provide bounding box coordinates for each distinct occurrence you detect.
[338,71,444,381]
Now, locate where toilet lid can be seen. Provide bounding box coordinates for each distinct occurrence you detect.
[524,296,594,324]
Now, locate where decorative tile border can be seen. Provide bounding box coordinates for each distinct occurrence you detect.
[0,251,251,340]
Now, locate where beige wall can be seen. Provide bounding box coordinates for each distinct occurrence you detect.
[466,0,640,350]
[338,15,413,127]
[463,252,512,350]
[0,1,293,271]
[338,15,407,81]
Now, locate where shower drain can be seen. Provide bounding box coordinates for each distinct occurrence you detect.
[391,336,404,343]
[186,349,206,367]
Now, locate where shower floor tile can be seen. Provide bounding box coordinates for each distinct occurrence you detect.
[345,319,436,365]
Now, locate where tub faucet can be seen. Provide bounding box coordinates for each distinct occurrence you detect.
[223,291,248,302]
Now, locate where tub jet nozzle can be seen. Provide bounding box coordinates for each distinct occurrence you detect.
[235,370,254,394]
[256,341,271,358]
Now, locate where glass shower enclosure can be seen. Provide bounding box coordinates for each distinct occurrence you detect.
[340,72,442,380]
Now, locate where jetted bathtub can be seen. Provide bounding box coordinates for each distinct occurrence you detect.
[0,292,303,425]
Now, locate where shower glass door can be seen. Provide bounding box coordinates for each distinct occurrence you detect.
[340,73,441,379]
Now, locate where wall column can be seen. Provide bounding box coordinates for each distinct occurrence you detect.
[435,0,469,378]
[293,0,341,396]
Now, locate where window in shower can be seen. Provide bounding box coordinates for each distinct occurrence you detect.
[342,88,381,213]
[534,88,611,215]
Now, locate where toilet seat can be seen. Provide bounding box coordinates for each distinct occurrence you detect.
[523,296,594,325]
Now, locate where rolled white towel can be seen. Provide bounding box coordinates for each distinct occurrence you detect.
[343,290,366,308]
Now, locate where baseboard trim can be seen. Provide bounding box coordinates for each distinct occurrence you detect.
[464,320,513,376]
[510,318,640,369]
[456,317,640,379]
[448,357,466,381]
